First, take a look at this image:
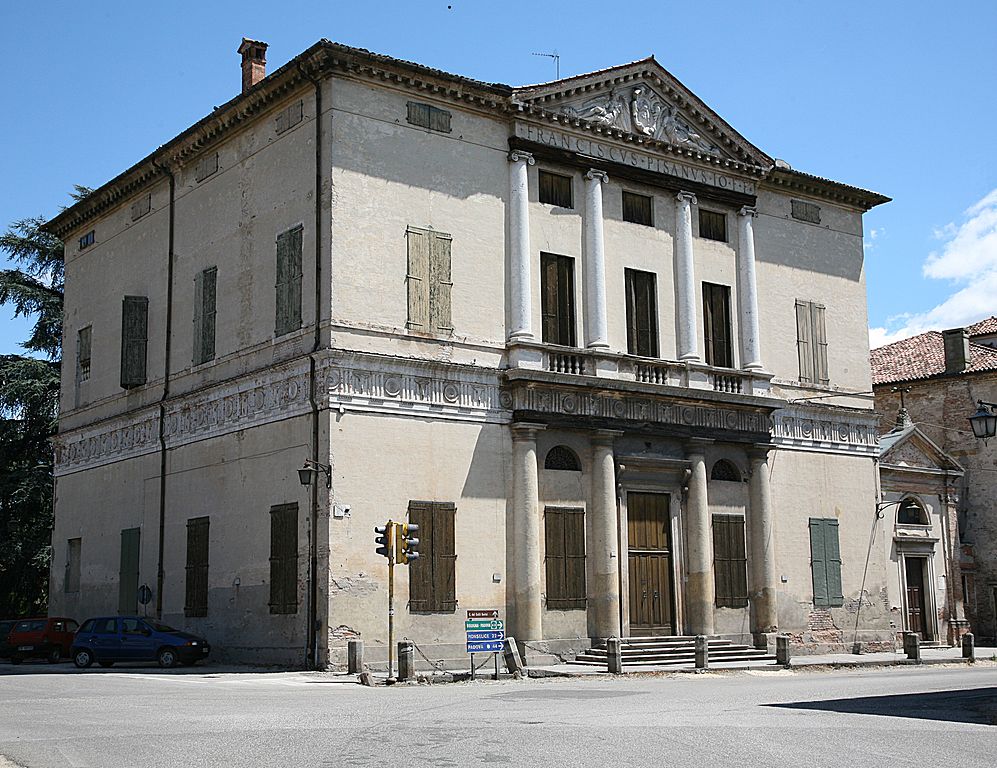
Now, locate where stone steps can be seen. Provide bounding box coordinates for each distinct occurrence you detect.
[569,636,777,667]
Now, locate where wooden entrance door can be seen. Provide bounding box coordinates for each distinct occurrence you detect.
[905,557,931,641]
[627,493,674,635]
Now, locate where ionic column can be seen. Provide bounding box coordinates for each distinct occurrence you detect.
[749,446,778,647]
[511,422,545,642]
[509,151,535,342]
[737,207,764,370]
[584,170,610,349]
[675,192,700,361]
[588,430,622,640]
[685,439,713,635]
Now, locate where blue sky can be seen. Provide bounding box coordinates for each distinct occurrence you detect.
[2,0,995,356]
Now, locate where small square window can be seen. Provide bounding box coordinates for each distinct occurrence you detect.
[406,101,452,133]
[699,209,727,242]
[791,199,821,224]
[539,171,573,208]
[195,153,218,183]
[130,194,151,221]
[622,191,653,226]
[79,230,95,250]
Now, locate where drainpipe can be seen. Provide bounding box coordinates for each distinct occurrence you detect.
[298,61,324,669]
[152,159,177,620]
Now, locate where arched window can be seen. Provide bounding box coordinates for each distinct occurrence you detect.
[710,459,741,482]
[545,445,581,471]
[897,498,929,525]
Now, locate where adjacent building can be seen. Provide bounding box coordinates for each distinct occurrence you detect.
[45,39,894,667]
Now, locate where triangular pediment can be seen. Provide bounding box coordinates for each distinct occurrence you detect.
[879,427,963,473]
[514,58,771,167]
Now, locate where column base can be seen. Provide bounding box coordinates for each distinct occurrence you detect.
[752,631,775,651]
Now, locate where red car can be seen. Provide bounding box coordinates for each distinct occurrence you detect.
[7,618,79,664]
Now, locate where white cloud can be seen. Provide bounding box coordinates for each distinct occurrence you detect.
[869,189,997,348]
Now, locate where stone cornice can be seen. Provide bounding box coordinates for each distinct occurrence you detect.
[762,166,890,212]
[771,404,879,456]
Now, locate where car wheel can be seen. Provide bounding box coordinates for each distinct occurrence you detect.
[98,661,114,668]
[73,648,94,669]
[157,647,178,669]
[47,647,62,664]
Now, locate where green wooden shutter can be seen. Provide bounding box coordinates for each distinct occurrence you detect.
[811,302,829,385]
[120,296,148,389]
[118,527,141,614]
[809,518,829,607]
[185,517,209,617]
[796,301,814,383]
[275,228,302,336]
[193,267,217,365]
[406,229,430,330]
[430,233,453,332]
[269,504,298,614]
[544,508,567,608]
[407,502,433,611]
[823,518,843,606]
[434,502,457,613]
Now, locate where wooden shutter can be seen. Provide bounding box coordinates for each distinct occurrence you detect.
[275,227,303,336]
[545,507,587,610]
[796,300,814,383]
[713,515,748,608]
[406,228,430,330]
[626,269,658,358]
[118,527,140,614]
[703,284,732,368]
[65,538,81,593]
[433,503,457,612]
[120,296,148,389]
[811,302,829,385]
[544,508,567,608]
[541,253,559,344]
[823,518,843,606]
[622,191,653,226]
[269,504,298,614]
[185,517,209,617]
[193,267,217,365]
[407,501,433,611]
[429,232,453,332]
[809,518,829,607]
[77,327,92,382]
[542,254,577,347]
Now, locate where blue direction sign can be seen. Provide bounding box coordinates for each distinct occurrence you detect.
[464,619,505,631]
[465,631,504,642]
[466,641,504,653]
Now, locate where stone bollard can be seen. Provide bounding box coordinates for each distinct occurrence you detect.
[962,632,975,662]
[503,637,525,675]
[695,635,709,670]
[903,632,921,662]
[607,637,623,675]
[776,635,792,666]
[348,639,364,674]
[397,641,415,681]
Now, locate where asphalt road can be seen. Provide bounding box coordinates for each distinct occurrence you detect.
[0,662,994,767]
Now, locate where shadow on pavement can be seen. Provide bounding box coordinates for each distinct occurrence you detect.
[768,687,997,726]
[0,659,302,676]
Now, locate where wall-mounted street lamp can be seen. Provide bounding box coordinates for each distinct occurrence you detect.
[875,499,903,520]
[297,459,332,488]
[968,400,997,441]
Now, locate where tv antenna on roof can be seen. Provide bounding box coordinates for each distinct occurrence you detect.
[532,50,560,80]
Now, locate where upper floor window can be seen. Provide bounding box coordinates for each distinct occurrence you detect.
[275,100,304,134]
[275,226,303,337]
[406,226,453,334]
[130,194,151,221]
[538,171,573,209]
[79,230,95,250]
[625,268,658,358]
[710,459,741,482]
[193,267,217,365]
[195,153,218,183]
[795,299,829,385]
[897,498,929,526]
[699,209,727,242]
[622,191,653,226]
[120,296,148,389]
[541,252,576,347]
[703,282,733,368]
[76,326,92,384]
[545,445,581,471]
[406,101,452,133]
[791,199,821,224]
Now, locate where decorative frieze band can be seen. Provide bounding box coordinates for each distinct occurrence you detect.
[771,406,879,456]
[53,407,160,477]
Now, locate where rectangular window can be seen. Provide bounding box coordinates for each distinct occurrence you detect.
[195,153,218,183]
[622,191,653,226]
[699,209,727,242]
[538,170,573,208]
[275,100,304,134]
[77,326,92,384]
[185,517,209,618]
[118,527,140,615]
[407,501,457,613]
[405,227,453,333]
[275,226,303,337]
[809,518,844,607]
[269,503,298,614]
[120,296,148,389]
[544,507,586,610]
[703,283,733,368]
[406,101,452,133]
[625,269,659,357]
[193,267,217,365]
[541,252,576,346]
[65,538,81,594]
[791,199,821,224]
[795,300,829,385]
[712,515,748,608]
[130,194,151,221]
[79,230,95,250]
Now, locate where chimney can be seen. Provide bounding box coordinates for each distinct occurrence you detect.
[238,38,268,93]
[942,328,971,374]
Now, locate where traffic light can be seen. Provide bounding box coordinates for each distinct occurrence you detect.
[396,523,420,565]
[374,524,393,559]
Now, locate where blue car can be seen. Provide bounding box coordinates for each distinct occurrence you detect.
[72,616,211,669]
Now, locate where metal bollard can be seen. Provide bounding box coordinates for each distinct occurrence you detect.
[348,639,364,674]
[397,641,415,681]
[695,635,709,670]
[962,632,975,662]
[776,635,792,666]
[607,637,623,674]
[503,637,524,675]
[903,632,921,662]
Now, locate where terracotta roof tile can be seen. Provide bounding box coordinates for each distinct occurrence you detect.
[870,331,997,385]
[969,316,997,335]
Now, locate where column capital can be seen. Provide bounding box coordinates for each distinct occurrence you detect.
[739,206,758,218]
[592,429,624,446]
[685,437,714,456]
[509,150,535,165]
[511,422,546,440]
[749,444,775,463]
[585,169,609,183]
[676,190,698,205]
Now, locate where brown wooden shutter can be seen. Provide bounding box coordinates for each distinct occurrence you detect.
[185,517,209,617]
[120,296,148,389]
[118,527,141,614]
[269,504,298,614]
[626,269,658,357]
[811,302,829,385]
[545,507,586,610]
[544,507,566,608]
[275,228,303,336]
[712,515,747,608]
[541,253,559,344]
[796,300,814,383]
[542,254,577,346]
[703,283,732,368]
[407,501,434,611]
[406,229,430,330]
[429,232,453,332]
[434,502,457,612]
